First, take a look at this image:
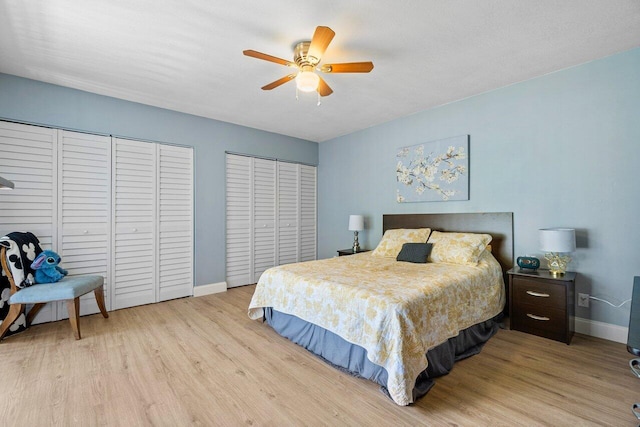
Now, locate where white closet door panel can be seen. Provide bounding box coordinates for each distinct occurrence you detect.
[112,139,156,309]
[226,155,316,285]
[253,226,274,281]
[277,162,299,266]
[158,144,193,301]
[57,130,111,318]
[226,154,252,287]
[277,226,297,265]
[0,121,58,324]
[253,158,275,281]
[0,123,58,233]
[277,163,298,222]
[299,165,317,262]
[56,232,110,320]
[112,232,155,308]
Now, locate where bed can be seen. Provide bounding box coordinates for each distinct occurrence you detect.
[248,212,513,406]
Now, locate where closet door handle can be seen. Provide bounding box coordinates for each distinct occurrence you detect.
[526,313,550,321]
[83,230,89,234]
[526,290,550,298]
[133,228,138,232]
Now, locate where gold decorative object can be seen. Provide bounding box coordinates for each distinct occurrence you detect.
[544,252,572,277]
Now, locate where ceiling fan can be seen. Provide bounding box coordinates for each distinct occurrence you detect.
[243,26,374,97]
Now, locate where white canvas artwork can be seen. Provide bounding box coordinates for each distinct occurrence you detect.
[396,135,469,203]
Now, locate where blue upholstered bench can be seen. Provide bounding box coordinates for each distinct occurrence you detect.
[1,247,109,341]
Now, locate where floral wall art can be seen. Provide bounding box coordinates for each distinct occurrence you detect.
[396,135,469,202]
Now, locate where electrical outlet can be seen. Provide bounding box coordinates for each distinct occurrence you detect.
[578,293,590,308]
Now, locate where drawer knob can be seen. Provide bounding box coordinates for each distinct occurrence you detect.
[526,290,550,298]
[527,313,550,321]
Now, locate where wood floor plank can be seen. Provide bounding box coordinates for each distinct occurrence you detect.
[0,284,637,426]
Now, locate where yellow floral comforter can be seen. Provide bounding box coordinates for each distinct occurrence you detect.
[248,250,505,406]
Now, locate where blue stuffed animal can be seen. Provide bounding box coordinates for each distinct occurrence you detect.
[30,250,68,284]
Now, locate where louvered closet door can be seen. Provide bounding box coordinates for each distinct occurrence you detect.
[299,165,317,262]
[157,144,193,301]
[277,162,299,265]
[253,158,276,282]
[112,139,156,309]
[57,131,111,318]
[0,121,58,324]
[226,154,252,287]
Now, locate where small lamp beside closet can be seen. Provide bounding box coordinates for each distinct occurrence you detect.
[348,215,364,253]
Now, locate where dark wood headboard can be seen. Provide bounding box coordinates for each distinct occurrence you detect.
[383,212,514,273]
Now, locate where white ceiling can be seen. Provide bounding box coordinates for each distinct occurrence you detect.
[1,1,639,143]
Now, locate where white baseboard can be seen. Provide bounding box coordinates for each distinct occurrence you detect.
[575,317,628,344]
[193,282,227,297]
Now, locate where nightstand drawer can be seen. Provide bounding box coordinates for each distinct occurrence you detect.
[510,303,567,341]
[507,269,576,345]
[512,277,566,309]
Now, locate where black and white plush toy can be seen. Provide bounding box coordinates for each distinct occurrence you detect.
[0,232,43,336]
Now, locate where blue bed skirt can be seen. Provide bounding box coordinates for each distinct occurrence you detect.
[264,308,500,403]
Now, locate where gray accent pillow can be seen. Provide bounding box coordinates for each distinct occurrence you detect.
[396,243,433,263]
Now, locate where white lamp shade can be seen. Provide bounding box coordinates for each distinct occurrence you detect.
[348,215,364,231]
[539,228,576,253]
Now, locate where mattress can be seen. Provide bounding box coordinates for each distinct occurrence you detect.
[248,250,505,405]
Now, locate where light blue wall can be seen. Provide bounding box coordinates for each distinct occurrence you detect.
[318,47,640,328]
[0,73,318,287]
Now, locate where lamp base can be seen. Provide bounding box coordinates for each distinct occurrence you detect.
[352,231,360,253]
[545,252,571,277]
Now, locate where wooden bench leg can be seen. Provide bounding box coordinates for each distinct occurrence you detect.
[0,303,24,341]
[67,298,81,340]
[26,303,46,326]
[94,286,109,319]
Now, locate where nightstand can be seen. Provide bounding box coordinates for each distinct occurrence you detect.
[337,248,370,256]
[507,268,576,344]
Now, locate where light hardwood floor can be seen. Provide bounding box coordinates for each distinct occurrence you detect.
[0,285,637,426]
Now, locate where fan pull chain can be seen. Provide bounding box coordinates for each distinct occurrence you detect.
[295,86,299,101]
[317,91,321,106]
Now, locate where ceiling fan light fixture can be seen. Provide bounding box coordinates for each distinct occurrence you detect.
[295,70,319,92]
[244,26,372,97]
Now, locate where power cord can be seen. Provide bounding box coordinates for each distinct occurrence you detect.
[589,295,631,308]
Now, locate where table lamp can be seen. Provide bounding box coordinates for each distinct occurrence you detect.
[348,215,364,253]
[539,228,576,276]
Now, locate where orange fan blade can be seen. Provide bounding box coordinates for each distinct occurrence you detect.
[320,62,374,73]
[307,26,335,62]
[317,76,333,97]
[243,50,296,67]
[261,74,297,90]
